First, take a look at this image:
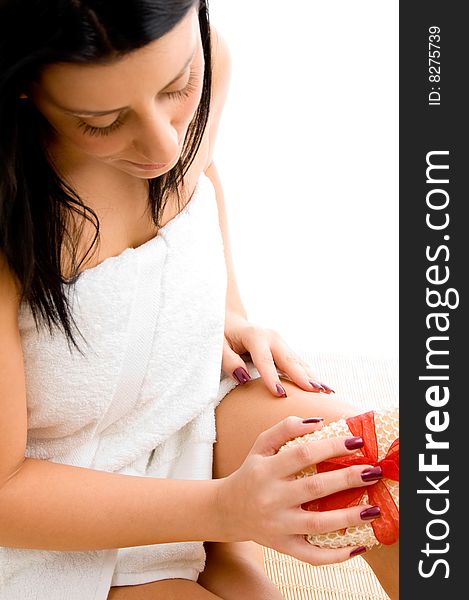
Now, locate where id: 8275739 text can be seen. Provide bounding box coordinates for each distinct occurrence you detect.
[428,26,441,106]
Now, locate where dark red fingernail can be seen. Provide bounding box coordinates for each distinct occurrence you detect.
[276,383,287,397]
[302,417,324,424]
[232,367,251,385]
[319,383,335,394]
[350,546,367,557]
[361,466,383,482]
[309,381,323,392]
[360,506,381,520]
[344,436,363,450]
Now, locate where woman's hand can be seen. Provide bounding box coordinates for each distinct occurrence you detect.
[215,416,380,565]
[222,310,334,397]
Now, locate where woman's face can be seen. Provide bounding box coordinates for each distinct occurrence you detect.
[29,7,204,180]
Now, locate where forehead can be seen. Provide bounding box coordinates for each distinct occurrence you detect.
[34,7,199,109]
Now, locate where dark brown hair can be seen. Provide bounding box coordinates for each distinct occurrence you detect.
[0,0,212,353]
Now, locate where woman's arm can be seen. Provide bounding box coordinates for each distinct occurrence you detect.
[0,458,224,551]
[205,161,247,320]
[202,29,333,395]
[203,26,248,319]
[0,254,223,552]
[0,419,380,561]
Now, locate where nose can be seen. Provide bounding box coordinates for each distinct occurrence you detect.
[131,105,180,164]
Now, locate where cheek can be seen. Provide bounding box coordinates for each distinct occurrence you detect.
[64,129,127,157]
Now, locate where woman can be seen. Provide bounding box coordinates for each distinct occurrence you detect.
[0,1,398,598]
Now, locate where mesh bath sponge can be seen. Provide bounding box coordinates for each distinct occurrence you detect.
[279,407,399,549]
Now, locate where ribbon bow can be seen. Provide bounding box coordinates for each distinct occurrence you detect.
[302,411,399,545]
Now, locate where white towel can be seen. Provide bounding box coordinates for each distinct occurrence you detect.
[1,172,242,599]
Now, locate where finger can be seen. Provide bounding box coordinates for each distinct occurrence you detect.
[268,340,334,394]
[290,464,383,505]
[292,503,381,536]
[220,338,252,385]
[278,536,367,566]
[251,416,326,457]
[272,434,368,478]
[244,336,289,398]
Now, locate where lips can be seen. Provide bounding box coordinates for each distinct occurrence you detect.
[122,160,168,171]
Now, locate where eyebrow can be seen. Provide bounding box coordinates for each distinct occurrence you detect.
[60,46,197,117]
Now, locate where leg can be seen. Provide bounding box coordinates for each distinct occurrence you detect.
[211,376,399,600]
[107,579,222,599]
[213,376,359,478]
[362,540,399,600]
[198,540,284,600]
[105,545,280,600]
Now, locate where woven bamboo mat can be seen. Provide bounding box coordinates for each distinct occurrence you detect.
[263,548,389,600]
[261,350,398,599]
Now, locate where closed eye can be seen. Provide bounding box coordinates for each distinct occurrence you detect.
[76,115,125,137]
[165,68,201,101]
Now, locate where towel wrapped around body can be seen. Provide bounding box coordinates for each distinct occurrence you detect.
[0,173,261,599]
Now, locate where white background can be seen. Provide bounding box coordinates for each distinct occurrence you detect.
[208,1,398,359]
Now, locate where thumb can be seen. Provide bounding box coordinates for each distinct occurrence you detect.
[221,337,252,385]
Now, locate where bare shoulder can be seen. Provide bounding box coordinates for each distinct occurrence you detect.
[0,251,22,311]
[210,25,232,99]
[203,24,232,171]
[0,251,27,489]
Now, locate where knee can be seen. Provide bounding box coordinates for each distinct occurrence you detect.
[199,542,282,600]
[204,541,264,569]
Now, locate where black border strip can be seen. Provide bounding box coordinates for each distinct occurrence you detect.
[400,2,466,597]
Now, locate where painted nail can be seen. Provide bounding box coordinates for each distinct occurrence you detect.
[233,367,251,385]
[319,383,335,394]
[360,506,381,521]
[302,417,324,424]
[309,381,323,392]
[344,436,364,450]
[276,383,287,397]
[350,546,367,557]
[361,466,383,482]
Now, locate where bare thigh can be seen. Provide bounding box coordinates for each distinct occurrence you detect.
[213,376,359,478]
[107,579,222,599]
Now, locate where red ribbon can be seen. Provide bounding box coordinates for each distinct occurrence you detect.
[302,411,399,545]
